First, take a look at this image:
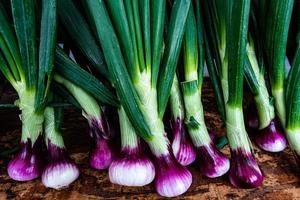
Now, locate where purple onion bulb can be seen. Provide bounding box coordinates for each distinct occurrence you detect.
[254,119,287,152]
[229,148,263,188]
[154,153,192,197]
[171,118,196,166]
[7,139,44,181]
[109,146,155,186]
[197,142,230,178]
[42,142,79,189]
[89,138,115,170]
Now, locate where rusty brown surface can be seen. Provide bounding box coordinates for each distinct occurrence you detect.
[0,82,299,200]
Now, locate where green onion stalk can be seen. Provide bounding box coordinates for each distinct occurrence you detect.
[286,33,300,167]
[0,0,57,181]
[83,0,192,197]
[243,12,287,152]
[42,105,79,189]
[263,0,294,127]
[53,72,116,170]
[169,75,196,166]
[205,0,263,188]
[180,2,229,178]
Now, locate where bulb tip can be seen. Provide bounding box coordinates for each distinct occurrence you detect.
[229,148,263,188]
[154,154,192,197]
[255,120,287,152]
[197,143,230,178]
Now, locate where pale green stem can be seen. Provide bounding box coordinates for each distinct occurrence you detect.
[44,107,65,148]
[225,105,251,151]
[118,106,139,148]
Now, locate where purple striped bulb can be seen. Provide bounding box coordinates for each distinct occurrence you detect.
[171,118,196,166]
[7,139,44,181]
[229,148,263,188]
[109,146,155,186]
[154,153,192,197]
[42,142,79,189]
[89,138,115,170]
[254,120,287,152]
[197,142,230,178]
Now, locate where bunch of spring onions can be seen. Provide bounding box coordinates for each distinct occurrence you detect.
[1,0,300,198]
[59,0,192,197]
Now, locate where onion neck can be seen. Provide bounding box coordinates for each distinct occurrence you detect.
[226,105,251,152]
[134,72,169,156]
[18,88,44,145]
[44,107,65,149]
[118,106,139,149]
[272,88,286,127]
[182,80,211,147]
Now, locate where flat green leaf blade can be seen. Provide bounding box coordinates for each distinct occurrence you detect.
[35,0,57,111]
[157,0,191,117]
[0,3,22,81]
[264,0,294,90]
[105,0,138,80]
[140,0,151,71]
[58,0,109,79]
[11,0,37,89]
[55,48,118,107]
[151,0,166,87]
[85,0,152,140]
[227,0,251,107]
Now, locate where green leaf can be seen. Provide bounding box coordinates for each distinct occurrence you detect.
[55,48,119,107]
[105,0,139,80]
[132,0,146,72]
[140,0,151,71]
[0,3,22,81]
[183,4,198,82]
[151,0,166,87]
[35,0,57,112]
[227,0,251,107]
[0,50,16,86]
[85,0,152,140]
[264,0,294,90]
[11,0,37,89]
[58,0,110,79]
[195,0,205,87]
[157,0,191,117]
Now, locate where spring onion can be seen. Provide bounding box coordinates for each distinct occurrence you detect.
[263,0,294,127]
[169,75,196,166]
[204,0,263,188]
[0,0,57,181]
[243,9,287,152]
[53,72,115,170]
[42,106,79,189]
[109,106,155,186]
[181,2,229,178]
